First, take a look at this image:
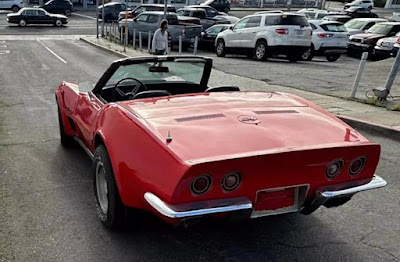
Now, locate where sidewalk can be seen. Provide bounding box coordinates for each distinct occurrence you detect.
[81,35,400,137]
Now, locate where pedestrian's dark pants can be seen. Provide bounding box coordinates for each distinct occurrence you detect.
[154,49,165,55]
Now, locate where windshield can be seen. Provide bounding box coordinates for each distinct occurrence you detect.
[345,19,368,29]
[105,60,206,87]
[367,24,393,35]
[321,23,347,32]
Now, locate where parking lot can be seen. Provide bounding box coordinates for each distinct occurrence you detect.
[0,5,400,262]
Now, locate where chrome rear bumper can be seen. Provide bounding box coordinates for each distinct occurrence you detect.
[301,175,387,214]
[145,175,387,219]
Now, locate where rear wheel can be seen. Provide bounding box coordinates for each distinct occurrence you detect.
[224,7,229,13]
[19,19,26,27]
[326,53,341,62]
[105,14,113,23]
[55,19,63,27]
[254,41,268,61]
[287,51,301,62]
[64,9,71,16]
[57,107,74,147]
[12,5,20,12]
[93,145,126,229]
[216,39,226,57]
[301,46,314,61]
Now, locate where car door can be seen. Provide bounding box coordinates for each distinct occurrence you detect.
[25,9,37,24]
[134,13,149,34]
[225,17,249,48]
[36,9,50,24]
[240,15,261,48]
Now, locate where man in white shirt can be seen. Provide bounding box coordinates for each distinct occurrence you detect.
[151,19,169,55]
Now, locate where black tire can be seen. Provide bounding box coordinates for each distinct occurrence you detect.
[93,145,126,229]
[216,39,226,57]
[287,52,301,62]
[57,107,74,147]
[326,53,341,62]
[19,19,26,27]
[55,19,63,27]
[301,45,314,61]
[253,40,268,61]
[12,5,20,12]
[64,9,71,16]
[368,6,372,10]
[105,14,113,23]
[224,7,229,13]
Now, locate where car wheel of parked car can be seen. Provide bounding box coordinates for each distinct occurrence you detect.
[224,7,229,13]
[326,53,341,62]
[57,106,74,147]
[287,52,301,62]
[93,145,126,229]
[254,40,268,61]
[55,19,63,27]
[19,19,26,27]
[368,6,372,10]
[216,40,226,57]
[64,9,71,16]
[105,14,113,23]
[12,5,20,12]
[301,46,314,61]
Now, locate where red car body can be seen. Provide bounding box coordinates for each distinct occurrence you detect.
[55,56,387,227]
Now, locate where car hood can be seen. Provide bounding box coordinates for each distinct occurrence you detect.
[51,14,67,19]
[379,36,398,43]
[119,92,365,162]
[7,13,19,17]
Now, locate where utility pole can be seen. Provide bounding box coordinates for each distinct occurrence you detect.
[96,0,99,38]
[164,0,167,19]
[101,0,105,37]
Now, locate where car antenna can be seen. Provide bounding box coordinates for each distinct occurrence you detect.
[166,131,172,143]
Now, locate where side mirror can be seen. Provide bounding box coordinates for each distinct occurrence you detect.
[389,32,397,37]
[133,17,137,22]
[229,25,233,30]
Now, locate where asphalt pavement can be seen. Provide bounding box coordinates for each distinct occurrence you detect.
[0,35,400,262]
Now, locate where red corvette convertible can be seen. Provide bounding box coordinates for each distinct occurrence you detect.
[56,56,387,228]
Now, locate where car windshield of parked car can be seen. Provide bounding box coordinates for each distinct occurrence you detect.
[345,19,367,29]
[367,24,393,35]
[350,0,362,4]
[105,60,206,87]
[321,23,347,32]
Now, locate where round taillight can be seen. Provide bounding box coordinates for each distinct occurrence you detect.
[221,172,241,192]
[190,175,212,195]
[349,156,366,176]
[325,159,344,179]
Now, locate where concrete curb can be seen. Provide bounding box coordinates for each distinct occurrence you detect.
[80,37,400,139]
[80,37,130,59]
[338,115,400,141]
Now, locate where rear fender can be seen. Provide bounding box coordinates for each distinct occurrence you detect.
[56,81,80,136]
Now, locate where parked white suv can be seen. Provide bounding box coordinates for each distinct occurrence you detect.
[0,0,24,12]
[344,0,374,10]
[297,8,342,20]
[302,20,349,62]
[215,11,312,61]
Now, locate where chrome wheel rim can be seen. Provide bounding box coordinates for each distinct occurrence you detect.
[217,42,224,55]
[20,20,26,26]
[96,161,108,214]
[302,48,311,60]
[56,20,62,26]
[256,44,265,59]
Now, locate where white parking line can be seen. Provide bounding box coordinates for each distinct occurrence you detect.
[36,38,67,64]
[73,12,97,20]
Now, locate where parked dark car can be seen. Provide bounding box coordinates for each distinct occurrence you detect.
[184,5,239,23]
[344,6,378,18]
[322,15,353,23]
[118,4,176,22]
[7,7,68,26]
[199,24,229,49]
[348,22,400,58]
[36,0,73,16]
[201,0,230,13]
[98,2,127,22]
[177,8,228,31]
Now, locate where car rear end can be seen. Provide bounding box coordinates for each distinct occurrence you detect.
[314,22,349,55]
[145,142,385,224]
[267,13,312,56]
[168,14,202,44]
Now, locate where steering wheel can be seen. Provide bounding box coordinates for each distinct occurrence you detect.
[114,77,148,101]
